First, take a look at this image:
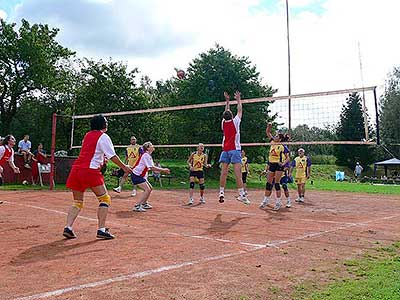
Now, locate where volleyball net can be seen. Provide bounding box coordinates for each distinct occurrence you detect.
[68,86,379,149]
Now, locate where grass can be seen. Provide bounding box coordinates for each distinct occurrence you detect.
[293,242,400,300]
[1,160,400,195]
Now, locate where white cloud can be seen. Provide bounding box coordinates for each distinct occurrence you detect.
[6,0,400,98]
[0,9,7,20]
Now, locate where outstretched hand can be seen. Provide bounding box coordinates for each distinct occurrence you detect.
[224,91,230,101]
[234,91,241,101]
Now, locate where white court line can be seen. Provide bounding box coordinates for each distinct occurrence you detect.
[8,201,400,300]
[13,250,247,300]
[166,232,266,250]
[4,201,262,249]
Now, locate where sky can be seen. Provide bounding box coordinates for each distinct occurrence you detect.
[0,0,399,98]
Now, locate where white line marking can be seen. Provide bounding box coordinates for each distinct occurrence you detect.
[166,232,266,250]
[7,200,400,300]
[13,250,247,300]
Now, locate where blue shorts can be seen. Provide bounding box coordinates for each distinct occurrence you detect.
[131,173,146,185]
[219,150,242,164]
[280,175,288,185]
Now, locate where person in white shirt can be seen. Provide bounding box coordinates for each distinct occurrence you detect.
[131,142,170,212]
[18,135,33,169]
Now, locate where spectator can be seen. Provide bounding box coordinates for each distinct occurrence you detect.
[354,162,363,181]
[32,143,48,184]
[18,135,33,169]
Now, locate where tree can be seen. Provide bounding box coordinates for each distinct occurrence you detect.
[170,45,276,164]
[0,19,75,133]
[334,92,375,168]
[380,67,400,157]
[291,124,336,155]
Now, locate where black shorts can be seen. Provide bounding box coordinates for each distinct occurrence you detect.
[268,162,284,172]
[189,170,204,179]
[242,172,248,183]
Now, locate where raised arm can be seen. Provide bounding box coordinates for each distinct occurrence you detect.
[266,122,274,140]
[234,91,242,119]
[224,91,230,111]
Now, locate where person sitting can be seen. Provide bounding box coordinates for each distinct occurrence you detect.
[31,143,48,185]
[18,135,33,169]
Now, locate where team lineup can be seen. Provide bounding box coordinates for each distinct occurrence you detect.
[62,91,311,240]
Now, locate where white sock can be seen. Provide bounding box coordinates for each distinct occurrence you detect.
[219,187,225,194]
[238,188,245,197]
[98,227,106,232]
[263,196,270,203]
[276,197,282,203]
[66,226,72,230]
[287,197,291,201]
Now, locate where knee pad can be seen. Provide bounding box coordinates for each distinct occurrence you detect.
[199,183,205,190]
[266,182,273,191]
[72,199,84,209]
[97,194,111,208]
[189,182,195,189]
[274,183,281,191]
[282,183,288,191]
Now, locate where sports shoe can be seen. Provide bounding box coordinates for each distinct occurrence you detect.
[237,196,250,205]
[259,198,269,209]
[273,201,282,211]
[96,228,115,239]
[200,196,206,204]
[298,197,305,203]
[286,199,292,208]
[295,197,300,203]
[63,227,77,239]
[133,204,146,212]
[131,189,137,197]
[142,202,152,209]
[113,186,121,193]
[219,192,225,203]
[188,198,194,205]
[24,164,31,169]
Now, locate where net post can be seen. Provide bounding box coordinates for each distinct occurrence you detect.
[373,87,380,145]
[50,113,57,190]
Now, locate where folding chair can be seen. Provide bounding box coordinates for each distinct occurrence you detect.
[38,163,54,187]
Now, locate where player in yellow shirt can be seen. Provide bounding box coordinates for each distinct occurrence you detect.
[289,148,312,203]
[241,150,249,196]
[260,123,290,211]
[113,136,142,196]
[187,143,211,205]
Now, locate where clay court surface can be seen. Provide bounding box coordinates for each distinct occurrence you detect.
[1,189,400,300]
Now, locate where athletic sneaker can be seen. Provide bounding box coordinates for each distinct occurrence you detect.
[131,189,137,197]
[259,198,269,209]
[236,196,250,205]
[188,198,194,205]
[244,191,248,196]
[286,199,292,208]
[113,186,121,193]
[142,202,153,209]
[295,197,300,203]
[63,227,77,239]
[298,197,305,203]
[96,228,115,239]
[133,204,146,212]
[273,201,282,211]
[219,192,225,203]
[200,196,206,204]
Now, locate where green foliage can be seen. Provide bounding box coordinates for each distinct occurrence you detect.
[334,93,375,168]
[170,44,276,164]
[380,67,400,157]
[291,124,336,155]
[0,19,74,134]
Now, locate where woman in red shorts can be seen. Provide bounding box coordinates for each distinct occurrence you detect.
[63,115,131,240]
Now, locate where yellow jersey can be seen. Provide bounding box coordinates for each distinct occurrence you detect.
[292,156,311,178]
[269,143,288,163]
[126,144,141,167]
[241,156,248,173]
[192,152,206,171]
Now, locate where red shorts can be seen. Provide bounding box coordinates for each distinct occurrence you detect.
[66,168,104,192]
